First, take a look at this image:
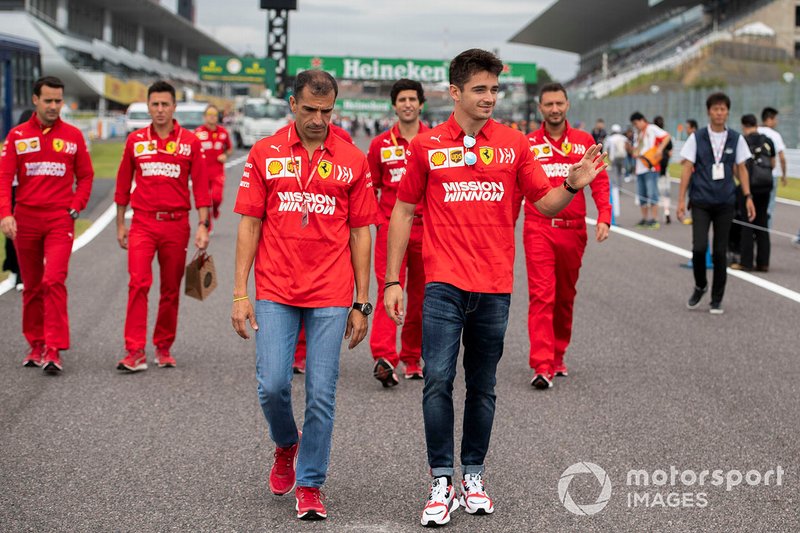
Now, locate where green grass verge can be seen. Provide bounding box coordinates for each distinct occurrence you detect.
[667,163,800,201]
[90,142,124,179]
[0,218,91,283]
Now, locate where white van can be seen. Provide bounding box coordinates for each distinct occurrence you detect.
[125,102,150,133]
[175,101,209,131]
[232,97,290,148]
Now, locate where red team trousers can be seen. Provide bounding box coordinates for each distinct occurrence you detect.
[523,217,588,374]
[369,222,424,367]
[210,173,224,220]
[14,205,75,350]
[124,212,190,351]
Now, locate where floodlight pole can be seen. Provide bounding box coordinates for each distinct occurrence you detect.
[261,1,297,97]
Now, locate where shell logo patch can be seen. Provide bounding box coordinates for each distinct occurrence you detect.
[265,157,301,179]
[429,150,447,168]
[267,159,284,176]
[134,141,157,157]
[317,159,333,179]
[479,147,494,165]
[381,148,392,160]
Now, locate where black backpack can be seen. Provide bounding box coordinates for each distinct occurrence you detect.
[745,134,774,192]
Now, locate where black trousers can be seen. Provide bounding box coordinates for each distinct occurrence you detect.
[739,190,771,269]
[691,203,735,303]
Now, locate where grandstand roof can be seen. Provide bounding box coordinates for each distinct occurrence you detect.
[509,0,702,54]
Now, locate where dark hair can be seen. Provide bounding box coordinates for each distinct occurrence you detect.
[293,70,338,100]
[539,82,568,100]
[17,108,34,125]
[706,92,730,110]
[687,119,698,129]
[761,107,778,122]
[449,48,503,90]
[630,111,645,122]
[390,78,425,105]
[33,76,64,97]
[148,80,176,102]
[741,114,758,128]
[653,116,665,128]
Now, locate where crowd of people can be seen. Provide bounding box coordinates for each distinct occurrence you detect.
[0,47,796,526]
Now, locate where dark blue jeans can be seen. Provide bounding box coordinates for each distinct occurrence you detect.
[422,282,511,478]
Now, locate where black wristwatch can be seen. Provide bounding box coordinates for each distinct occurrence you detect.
[68,209,79,220]
[199,219,210,229]
[563,179,581,194]
[352,302,373,316]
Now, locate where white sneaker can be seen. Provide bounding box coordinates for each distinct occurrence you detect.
[421,476,459,527]
[459,473,494,515]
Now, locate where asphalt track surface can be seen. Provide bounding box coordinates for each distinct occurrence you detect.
[1,136,799,532]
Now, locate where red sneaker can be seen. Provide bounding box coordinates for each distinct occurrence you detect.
[404,360,424,380]
[295,486,327,520]
[42,347,63,374]
[269,431,301,495]
[554,363,568,377]
[155,347,177,368]
[117,349,147,372]
[23,342,45,367]
[530,371,553,389]
[373,358,399,388]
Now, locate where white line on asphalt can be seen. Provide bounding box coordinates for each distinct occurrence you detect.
[0,154,249,297]
[587,217,800,304]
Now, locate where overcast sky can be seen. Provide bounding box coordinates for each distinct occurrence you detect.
[163,0,579,81]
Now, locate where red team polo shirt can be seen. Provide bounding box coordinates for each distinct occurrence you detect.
[115,120,211,211]
[525,122,612,225]
[367,122,428,224]
[0,114,93,218]
[194,125,232,178]
[234,125,377,307]
[398,114,552,293]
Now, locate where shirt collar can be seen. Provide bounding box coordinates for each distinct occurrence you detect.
[540,120,572,144]
[31,113,62,132]
[286,122,337,156]
[390,120,430,142]
[149,119,181,140]
[443,113,496,142]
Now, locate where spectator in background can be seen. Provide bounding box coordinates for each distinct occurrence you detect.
[653,116,674,224]
[631,111,671,228]
[757,107,788,229]
[686,119,698,137]
[733,114,775,272]
[591,118,607,145]
[605,123,629,221]
[2,108,34,292]
[624,126,636,180]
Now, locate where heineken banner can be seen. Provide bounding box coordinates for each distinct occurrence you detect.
[199,56,274,83]
[335,99,392,114]
[288,56,537,84]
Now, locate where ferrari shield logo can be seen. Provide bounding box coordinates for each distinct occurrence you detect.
[53,139,64,152]
[317,159,332,179]
[562,142,572,155]
[479,147,494,165]
[166,141,177,154]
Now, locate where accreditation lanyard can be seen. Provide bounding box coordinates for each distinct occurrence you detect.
[147,124,183,156]
[288,142,326,228]
[389,128,399,147]
[709,127,727,180]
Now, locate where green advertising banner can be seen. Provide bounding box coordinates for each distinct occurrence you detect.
[288,55,537,84]
[335,99,392,114]
[199,56,274,84]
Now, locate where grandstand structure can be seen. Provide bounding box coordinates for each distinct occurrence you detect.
[511,0,796,97]
[0,0,233,110]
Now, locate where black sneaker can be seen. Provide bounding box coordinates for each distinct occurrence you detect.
[636,219,648,228]
[665,214,671,224]
[710,301,724,315]
[373,358,399,388]
[686,286,707,309]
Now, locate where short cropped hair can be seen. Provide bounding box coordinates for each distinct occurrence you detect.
[148,80,176,102]
[33,76,64,97]
[293,70,338,100]
[706,92,730,110]
[630,111,646,122]
[449,48,503,90]
[761,107,778,122]
[390,78,425,105]
[741,114,758,128]
[539,82,568,100]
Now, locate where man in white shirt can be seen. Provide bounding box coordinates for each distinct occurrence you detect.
[757,107,788,229]
[630,111,671,228]
[606,124,629,220]
[677,92,755,315]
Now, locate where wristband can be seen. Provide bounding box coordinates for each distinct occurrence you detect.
[384,281,401,289]
[563,179,581,194]
[233,295,248,302]
[199,219,210,229]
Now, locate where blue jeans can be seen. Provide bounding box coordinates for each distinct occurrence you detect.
[421,282,511,478]
[254,300,349,488]
[637,171,660,206]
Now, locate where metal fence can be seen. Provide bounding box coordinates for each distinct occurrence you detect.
[568,80,800,149]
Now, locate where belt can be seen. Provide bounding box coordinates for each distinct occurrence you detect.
[529,216,586,229]
[136,210,189,221]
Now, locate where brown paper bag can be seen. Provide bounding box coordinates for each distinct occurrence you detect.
[184,250,217,301]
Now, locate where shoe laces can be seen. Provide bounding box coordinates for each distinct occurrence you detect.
[273,444,296,473]
[463,473,485,494]
[298,487,323,504]
[428,477,451,503]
